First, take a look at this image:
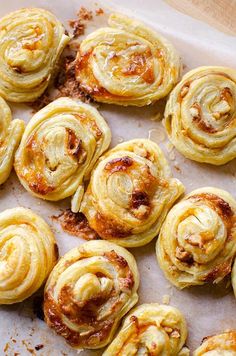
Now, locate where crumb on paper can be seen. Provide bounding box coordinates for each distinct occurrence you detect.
[52,209,99,241]
[68,6,93,37]
[162,294,170,305]
[22,340,35,354]
[30,90,52,113]
[96,8,104,15]
[68,19,85,37]
[77,6,93,21]
[54,55,93,103]
[4,343,9,352]
[174,165,181,173]
[35,344,44,351]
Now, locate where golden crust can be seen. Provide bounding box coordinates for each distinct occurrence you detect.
[231,257,236,299]
[194,331,236,355]
[0,207,58,304]
[80,139,184,247]
[0,8,70,102]
[75,13,181,106]
[103,303,189,356]
[156,187,236,289]
[14,97,111,210]
[0,96,24,185]
[43,240,139,349]
[164,66,236,165]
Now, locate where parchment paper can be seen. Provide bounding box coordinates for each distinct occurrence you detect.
[0,0,236,355]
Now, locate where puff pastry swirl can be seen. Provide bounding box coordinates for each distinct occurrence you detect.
[0,97,24,185]
[0,207,57,304]
[80,139,184,247]
[103,303,188,356]
[157,187,236,289]
[164,66,236,165]
[14,97,111,210]
[194,331,236,355]
[0,8,69,102]
[44,240,139,349]
[75,13,181,106]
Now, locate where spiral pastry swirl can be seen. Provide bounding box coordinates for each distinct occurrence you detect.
[14,97,111,210]
[0,8,69,102]
[194,331,236,355]
[0,207,58,304]
[0,97,24,185]
[44,240,139,349]
[103,303,188,356]
[75,13,181,107]
[80,139,184,247]
[164,66,236,165]
[156,187,236,289]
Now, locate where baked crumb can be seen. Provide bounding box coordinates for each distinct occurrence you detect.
[30,90,52,112]
[174,165,181,173]
[35,344,44,351]
[96,8,104,15]
[53,209,99,240]
[77,6,93,21]
[68,19,85,37]
[55,56,92,102]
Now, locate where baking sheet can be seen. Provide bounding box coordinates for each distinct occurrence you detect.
[0,0,236,355]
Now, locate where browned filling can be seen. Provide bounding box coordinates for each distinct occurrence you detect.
[122,50,155,84]
[53,210,99,241]
[92,212,132,239]
[191,102,217,133]
[104,156,133,173]
[44,292,114,347]
[131,190,150,209]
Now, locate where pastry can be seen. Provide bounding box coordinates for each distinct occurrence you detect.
[75,13,181,106]
[231,258,236,299]
[164,66,236,165]
[44,240,139,349]
[14,97,111,211]
[0,8,69,102]
[0,207,57,304]
[194,331,236,355]
[103,303,189,355]
[80,139,184,247]
[0,97,24,185]
[157,187,236,288]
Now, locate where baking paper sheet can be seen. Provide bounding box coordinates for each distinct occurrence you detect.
[0,0,236,354]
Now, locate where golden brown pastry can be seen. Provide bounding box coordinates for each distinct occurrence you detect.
[231,258,236,299]
[0,97,24,185]
[103,303,189,356]
[194,331,236,355]
[44,240,139,349]
[75,13,181,106]
[0,207,57,304]
[157,187,236,289]
[80,139,184,247]
[0,8,69,102]
[14,97,111,211]
[164,66,236,165]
